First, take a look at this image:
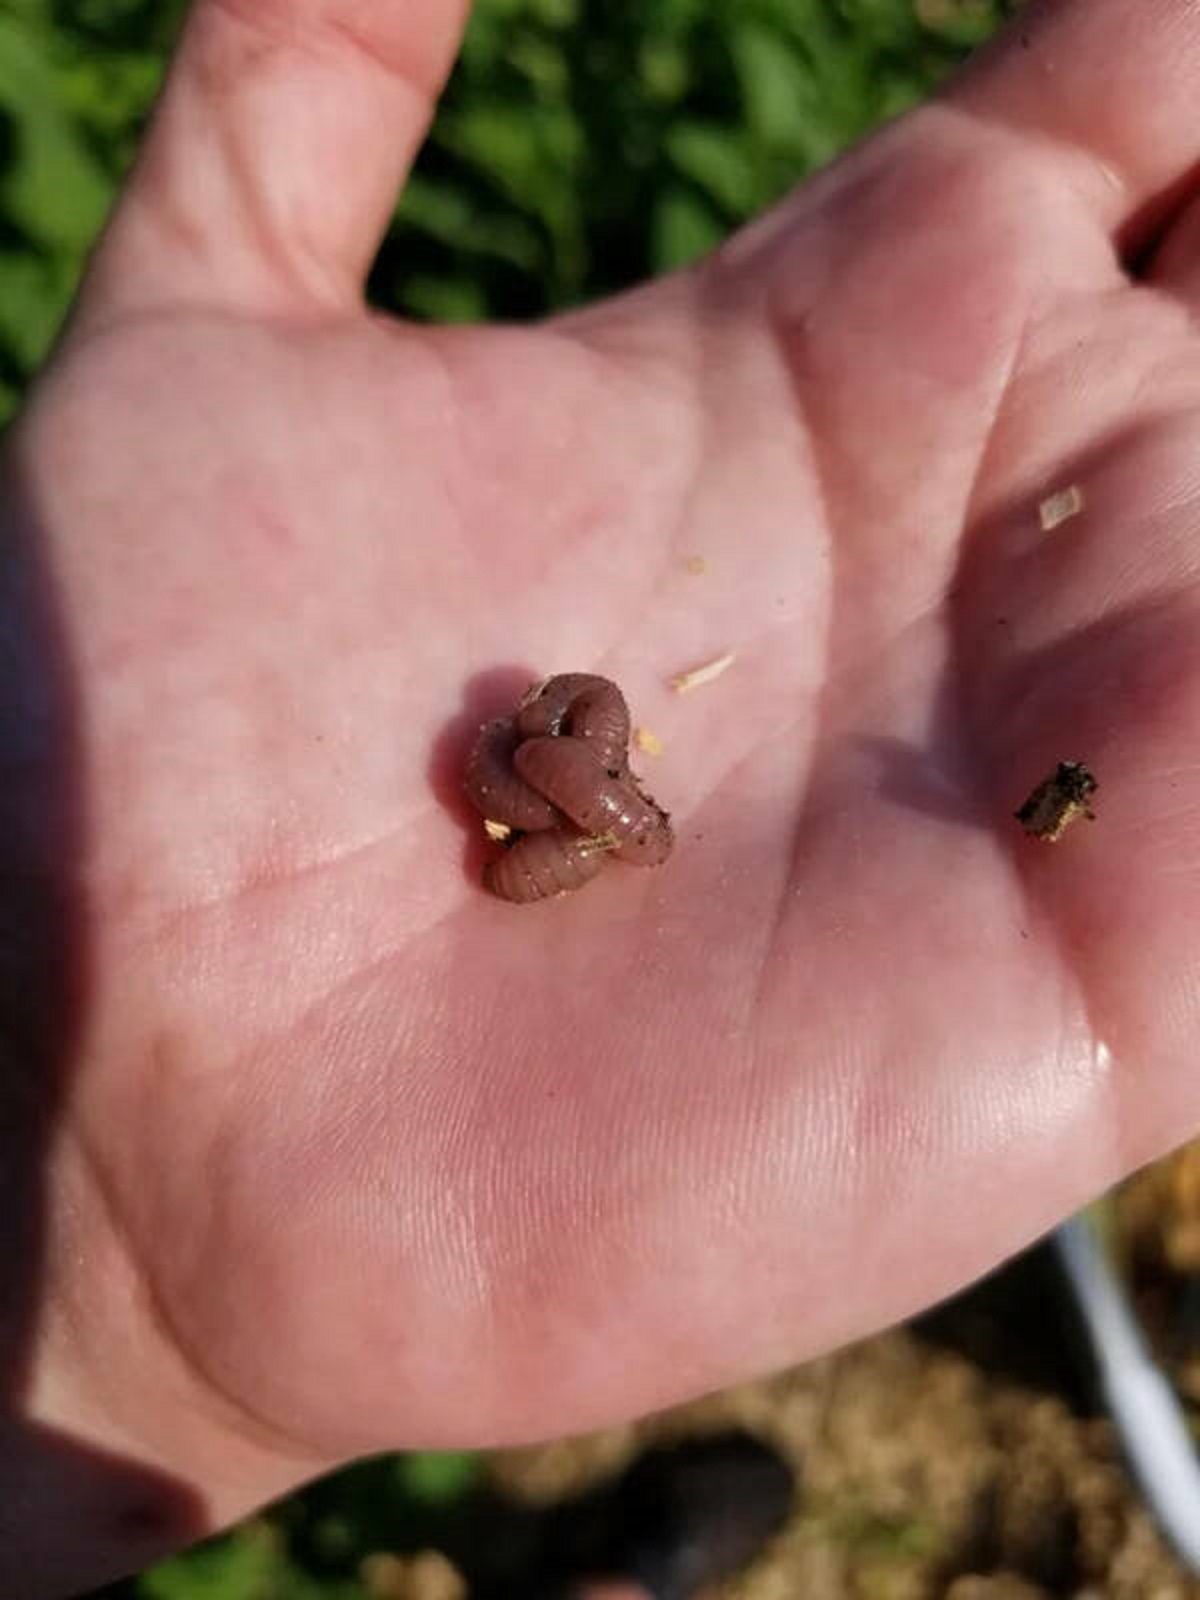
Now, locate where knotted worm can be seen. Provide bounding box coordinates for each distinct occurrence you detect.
[464,674,673,902]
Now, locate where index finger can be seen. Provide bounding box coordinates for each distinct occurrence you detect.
[948,0,1200,247]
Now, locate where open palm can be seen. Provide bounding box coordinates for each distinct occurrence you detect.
[10,0,1200,1578]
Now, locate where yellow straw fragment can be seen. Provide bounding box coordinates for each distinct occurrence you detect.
[670,651,736,694]
[1039,484,1084,531]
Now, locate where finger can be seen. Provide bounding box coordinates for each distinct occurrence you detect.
[948,0,1200,245]
[84,0,468,319]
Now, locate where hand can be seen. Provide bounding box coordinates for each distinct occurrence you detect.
[7,0,1200,1590]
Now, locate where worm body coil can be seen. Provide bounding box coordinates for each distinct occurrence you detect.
[465,673,672,903]
[515,674,631,773]
[463,718,559,831]
[483,826,613,902]
[514,736,673,864]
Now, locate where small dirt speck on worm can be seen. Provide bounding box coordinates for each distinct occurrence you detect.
[684,554,707,576]
[634,727,663,756]
[1039,484,1084,532]
[670,651,736,694]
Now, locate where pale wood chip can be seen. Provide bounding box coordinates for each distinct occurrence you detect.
[483,819,512,842]
[634,727,663,756]
[683,554,707,576]
[670,651,736,693]
[1039,484,1084,531]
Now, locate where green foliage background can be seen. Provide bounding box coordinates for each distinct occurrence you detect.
[0,0,1013,421]
[1,0,1014,1592]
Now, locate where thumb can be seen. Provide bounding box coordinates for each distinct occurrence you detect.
[83,0,468,322]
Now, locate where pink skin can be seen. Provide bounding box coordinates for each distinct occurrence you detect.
[11,0,1200,1591]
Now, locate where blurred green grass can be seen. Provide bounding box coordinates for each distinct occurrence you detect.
[2,0,1014,1593]
[121,1452,483,1599]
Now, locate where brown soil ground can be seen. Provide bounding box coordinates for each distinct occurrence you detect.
[471,1237,1200,1599]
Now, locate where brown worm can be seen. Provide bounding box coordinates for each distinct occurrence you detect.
[463,717,559,830]
[514,736,673,865]
[463,672,672,903]
[514,673,609,735]
[483,825,614,902]
[515,674,630,773]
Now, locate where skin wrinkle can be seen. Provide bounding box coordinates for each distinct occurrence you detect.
[739,286,835,1016]
[609,271,814,682]
[430,325,661,620]
[129,982,487,1457]
[252,982,491,1313]
[958,307,1032,547]
[1125,323,1200,401]
[158,30,349,310]
[180,1081,359,1458]
[1001,855,1117,1176]
[209,116,331,307]
[463,1034,718,1397]
[771,214,1013,637]
[208,0,458,96]
[60,1116,321,1470]
[668,272,737,615]
[787,275,1029,733]
[319,10,451,95]
[98,942,488,1431]
[140,0,441,310]
[972,417,1200,600]
[947,63,1140,236]
[373,322,471,544]
[146,820,409,940]
[934,109,1126,311]
[130,876,457,1063]
[1046,317,1200,448]
[156,901,440,1075]
[564,316,708,663]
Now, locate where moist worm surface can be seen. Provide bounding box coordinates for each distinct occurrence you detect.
[464,674,673,903]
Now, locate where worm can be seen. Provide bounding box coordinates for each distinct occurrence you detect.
[463,672,673,902]
[463,717,559,831]
[514,736,674,865]
[514,673,609,735]
[569,684,633,775]
[483,826,614,903]
[515,674,631,773]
